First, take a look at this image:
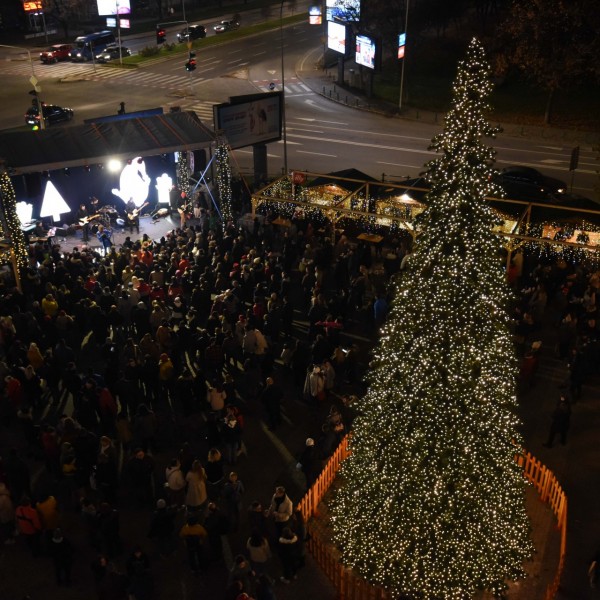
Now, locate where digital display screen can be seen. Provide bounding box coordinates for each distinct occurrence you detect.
[309,5,322,25]
[326,0,360,22]
[97,0,131,16]
[355,34,376,69]
[327,21,346,54]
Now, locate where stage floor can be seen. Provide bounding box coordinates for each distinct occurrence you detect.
[46,213,183,255]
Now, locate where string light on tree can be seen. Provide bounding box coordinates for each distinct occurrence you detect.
[176,152,191,199]
[0,169,29,268]
[215,142,233,230]
[330,38,534,599]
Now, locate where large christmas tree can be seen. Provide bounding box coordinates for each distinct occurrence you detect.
[331,39,533,599]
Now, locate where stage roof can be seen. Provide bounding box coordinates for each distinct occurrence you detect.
[0,111,215,175]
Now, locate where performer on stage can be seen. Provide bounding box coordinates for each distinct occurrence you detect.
[125,198,140,235]
[96,224,113,254]
[76,203,91,242]
[177,193,190,229]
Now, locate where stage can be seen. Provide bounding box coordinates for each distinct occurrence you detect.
[39,213,185,255]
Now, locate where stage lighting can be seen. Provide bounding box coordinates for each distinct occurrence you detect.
[107,159,122,172]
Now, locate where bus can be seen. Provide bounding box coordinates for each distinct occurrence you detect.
[70,31,116,61]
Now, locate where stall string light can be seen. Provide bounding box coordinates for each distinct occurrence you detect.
[0,171,29,268]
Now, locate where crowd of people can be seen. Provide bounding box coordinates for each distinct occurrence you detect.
[1,186,599,599]
[0,199,403,600]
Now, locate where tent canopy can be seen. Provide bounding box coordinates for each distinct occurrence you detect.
[0,111,215,175]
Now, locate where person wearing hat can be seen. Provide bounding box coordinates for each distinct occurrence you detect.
[49,528,74,586]
[148,498,176,558]
[296,437,322,491]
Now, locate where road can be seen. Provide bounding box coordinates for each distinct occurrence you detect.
[0,19,597,200]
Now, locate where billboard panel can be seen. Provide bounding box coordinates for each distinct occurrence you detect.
[214,92,282,150]
[355,34,376,69]
[97,0,130,15]
[326,0,360,22]
[327,21,346,54]
[309,5,322,25]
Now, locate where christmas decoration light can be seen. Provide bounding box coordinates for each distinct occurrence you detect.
[330,38,534,599]
[215,143,233,229]
[0,170,29,268]
[40,180,71,222]
[176,152,191,199]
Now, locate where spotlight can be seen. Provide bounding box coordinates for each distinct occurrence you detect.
[64,168,70,176]
[84,165,91,173]
[107,159,122,172]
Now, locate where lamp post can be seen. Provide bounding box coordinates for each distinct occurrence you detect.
[0,45,44,130]
[398,0,409,111]
[280,0,288,175]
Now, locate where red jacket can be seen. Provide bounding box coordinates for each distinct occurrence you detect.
[16,505,41,535]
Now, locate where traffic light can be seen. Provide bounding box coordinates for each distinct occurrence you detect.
[156,27,166,44]
[28,89,39,109]
[185,52,196,71]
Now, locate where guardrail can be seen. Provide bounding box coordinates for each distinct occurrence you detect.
[297,434,567,600]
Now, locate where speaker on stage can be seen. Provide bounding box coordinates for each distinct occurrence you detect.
[54,227,68,237]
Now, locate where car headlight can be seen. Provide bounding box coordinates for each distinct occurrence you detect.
[557,187,566,194]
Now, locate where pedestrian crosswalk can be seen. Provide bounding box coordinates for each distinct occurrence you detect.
[181,100,220,125]
[252,77,314,97]
[0,60,204,91]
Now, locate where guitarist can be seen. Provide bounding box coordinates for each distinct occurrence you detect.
[125,198,141,235]
[76,203,92,242]
[177,193,190,229]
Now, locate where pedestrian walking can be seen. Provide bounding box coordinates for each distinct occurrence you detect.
[266,486,293,538]
[148,499,176,558]
[246,529,271,574]
[179,515,207,574]
[185,460,208,513]
[543,394,572,448]
[49,528,74,586]
[222,471,245,532]
[15,496,42,556]
[277,527,299,584]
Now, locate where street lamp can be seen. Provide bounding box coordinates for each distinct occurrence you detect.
[280,0,288,174]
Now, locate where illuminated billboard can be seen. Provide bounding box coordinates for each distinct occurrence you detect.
[309,5,322,25]
[355,34,377,70]
[326,0,360,23]
[97,0,130,15]
[214,92,283,150]
[327,21,346,54]
[23,1,43,12]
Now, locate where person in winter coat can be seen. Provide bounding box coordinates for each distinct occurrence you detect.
[0,483,15,544]
[222,471,245,532]
[179,514,207,574]
[277,527,299,583]
[49,528,74,586]
[126,448,155,507]
[15,495,42,556]
[165,458,186,507]
[148,498,176,557]
[267,486,293,538]
[259,377,284,430]
[228,554,255,595]
[296,438,322,490]
[246,529,271,574]
[544,395,572,448]
[185,460,208,512]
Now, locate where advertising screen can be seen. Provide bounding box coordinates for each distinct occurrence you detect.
[326,0,360,23]
[327,21,346,54]
[214,92,282,150]
[97,0,130,15]
[355,34,376,69]
[398,32,406,59]
[309,5,322,25]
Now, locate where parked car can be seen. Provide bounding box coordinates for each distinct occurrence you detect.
[214,19,239,33]
[177,25,206,42]
[39,44,73,63]
[25,104,74,127]
[96,45,131,62]
[494,166,567,201]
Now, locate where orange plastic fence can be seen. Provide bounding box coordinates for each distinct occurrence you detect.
[298,435,567,600]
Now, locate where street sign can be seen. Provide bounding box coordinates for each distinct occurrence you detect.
[187,41,192,50]
[291,171,306,185]
[29,75,38,87]
[569,146,580,171]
